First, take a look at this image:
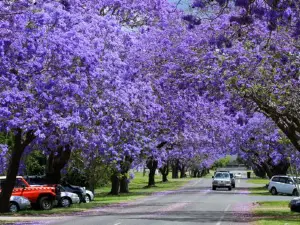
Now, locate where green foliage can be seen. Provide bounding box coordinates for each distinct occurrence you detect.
[24,150,46,175]
[212,156,231,169]
[64,150,111,190]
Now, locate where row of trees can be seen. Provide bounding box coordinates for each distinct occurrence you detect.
[0,0,299,212]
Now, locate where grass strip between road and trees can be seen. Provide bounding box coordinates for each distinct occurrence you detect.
[252,201,300,225]
[247,178,270,196]
[2,172,196,216]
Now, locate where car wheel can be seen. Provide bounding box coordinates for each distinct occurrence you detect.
[60,197,71,207]
[212,186,216,190]
[232,185,235,188]
[85,195,91,203]
[228,187,232,191]
[271,187,278,195]
[39,196,53,210]
[9,202,19,213]
[293,189,299,196]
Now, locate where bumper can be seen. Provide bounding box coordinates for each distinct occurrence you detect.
[72,196,80,204]
[213,183,231,187]
[19,202,31,210]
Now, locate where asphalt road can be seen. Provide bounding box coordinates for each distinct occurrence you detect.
[47,178,293,225]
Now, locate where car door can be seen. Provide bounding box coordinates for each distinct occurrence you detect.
[278,177,288,194]
[285,178,295,195]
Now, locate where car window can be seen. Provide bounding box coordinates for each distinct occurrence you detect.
[279,177,287,183]
[230,174,233,178]
[272,177,279,182]
[286,178,294,184]
[0,179,6,189]
[215,173,229,178]
[15,178,25,188]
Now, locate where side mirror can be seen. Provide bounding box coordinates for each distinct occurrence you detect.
[21,184,26,189]
[212,176,214,178]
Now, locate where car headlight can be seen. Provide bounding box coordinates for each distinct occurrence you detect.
[21,198,30,204]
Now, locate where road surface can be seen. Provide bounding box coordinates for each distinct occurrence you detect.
[46,178,293,225]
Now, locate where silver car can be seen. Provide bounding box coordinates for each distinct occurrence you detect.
[10,196,31,212]
[85,190,94,203]
[212,172,232,191]
[58,190,80,207]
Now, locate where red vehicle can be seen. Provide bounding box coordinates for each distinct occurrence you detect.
[0,176,57,210]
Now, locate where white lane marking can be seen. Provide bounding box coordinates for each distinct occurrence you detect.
[114,223,121,225]
[191,179,202,186]
[216,204,231,225]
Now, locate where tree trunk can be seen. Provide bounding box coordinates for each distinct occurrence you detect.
[159,163,169,182]
[147,158,158,186]
[180,165,186,178]
[192,169,198,178]
[172,160,179,179]
[110,173,120,195]
[45,145,71,184]
[0,130,34,213]
[119,155,132,193]
[119,175,129,193]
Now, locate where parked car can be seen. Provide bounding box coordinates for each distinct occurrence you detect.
[61,181,87,203]
[212,172,232,191]
[289,197,300,212]
[9,196,31,212]
[57,186,80,207]
[268,175,300,196]
[24,175,88,203]
[0,176,57,210]
[24,176,81,207]
[85,190,94,203]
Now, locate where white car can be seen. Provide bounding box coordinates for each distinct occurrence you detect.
[9,196,31,212]
[268,175,299,196]
[85,190,94,203]
[212,172,232,191]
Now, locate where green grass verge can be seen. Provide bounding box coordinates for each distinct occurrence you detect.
[253,201,300,225]
[247,178,269,185]
[4,172,195,216]
[247,179,270,196]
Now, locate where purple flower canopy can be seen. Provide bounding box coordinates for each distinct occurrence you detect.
[0,0,299,175]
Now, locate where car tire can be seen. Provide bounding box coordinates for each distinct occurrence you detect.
[85,195,91,203]
[232,185,235,188]
[39,196,53,210]
[60,197,71,207]
[293,189,299,196]
[9,202,19,213]
[271,187,278,195]
[228,187,232,191]
[212,186,216,190]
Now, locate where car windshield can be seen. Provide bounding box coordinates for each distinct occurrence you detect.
[215,173,229,178]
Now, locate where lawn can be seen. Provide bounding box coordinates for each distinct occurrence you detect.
[247,178,270,196]
[247,178,269,185]
[252,201,300,225]
[4,172,195,216]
